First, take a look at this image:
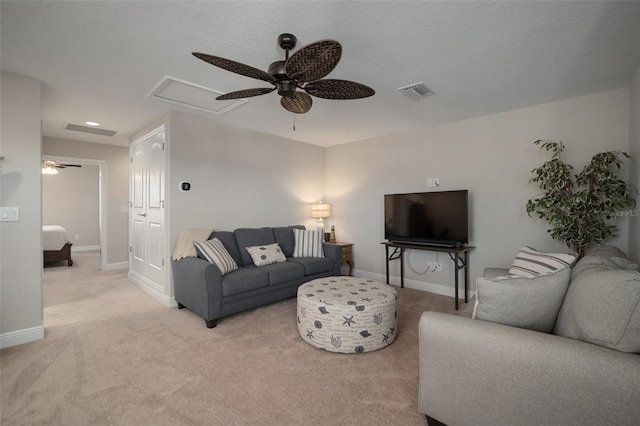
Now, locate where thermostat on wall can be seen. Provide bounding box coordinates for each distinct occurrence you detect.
[179,181,191,191]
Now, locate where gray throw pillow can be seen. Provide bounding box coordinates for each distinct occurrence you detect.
[472,267,571,333]
[554,267,640,353]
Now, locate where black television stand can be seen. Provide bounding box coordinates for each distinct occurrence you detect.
[382,241,474,310]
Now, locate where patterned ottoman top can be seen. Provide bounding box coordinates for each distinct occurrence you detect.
[297,276,398,353]
[297,276,397,307]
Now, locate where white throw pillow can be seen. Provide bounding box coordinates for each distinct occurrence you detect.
[293,228,324,258]
[472,267,571,333]
[246,243,286,266]
[508,246,577,277]
[193,238,238,275]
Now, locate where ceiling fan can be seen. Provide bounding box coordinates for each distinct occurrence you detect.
[42,160,82,175]
[193,33,375,114]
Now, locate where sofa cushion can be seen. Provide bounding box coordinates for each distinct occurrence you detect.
[235,227,276,266]
[193,238,238,275]
[221,267,269,296]
[288,257,335,275]
[246,243,287,266]
[293,228,324,258]
[554,267,640,353]
[508,246,577,277]
[472,267,571,333]
[273,225,304,257]
[260,261,305,285]
[210,231,242,266]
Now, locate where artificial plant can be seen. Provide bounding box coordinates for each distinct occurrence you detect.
[526,139,636,258]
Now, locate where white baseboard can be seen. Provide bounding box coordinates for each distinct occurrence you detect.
[71,245,101,252]
[0,325,44,349]
[104,261,128,271]
[127,270,172,307]
[348,268,475,300]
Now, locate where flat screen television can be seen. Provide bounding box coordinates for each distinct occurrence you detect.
[384,190,469,247]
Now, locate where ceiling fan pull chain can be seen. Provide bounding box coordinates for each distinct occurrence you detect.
[292,113,296,131]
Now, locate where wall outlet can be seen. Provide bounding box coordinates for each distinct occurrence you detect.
[435,262,442,272]
[426,178,440,187]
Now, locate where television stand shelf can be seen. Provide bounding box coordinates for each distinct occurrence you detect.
[381,241,475,310]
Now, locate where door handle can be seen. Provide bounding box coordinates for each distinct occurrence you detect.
[138,213,147,217]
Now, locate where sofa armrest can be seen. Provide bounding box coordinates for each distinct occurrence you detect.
[322,243,343,276]
[482,267,509,278]
[418,312,640,426]
[172,257,224,321]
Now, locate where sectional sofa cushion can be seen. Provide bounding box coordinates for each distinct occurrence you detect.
[210,231,243,266]
[473,267,571,333]
[221,267,269,297]
[288,257,335,275]
[293,228,324,258]
[235,227,277,266]
[193,238,238,275]
[508,246,577,277]
[273,225,304,257]
[260,261,305,285]
[554,267,640,353]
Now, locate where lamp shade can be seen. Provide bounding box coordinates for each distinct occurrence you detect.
[310,203,331,219]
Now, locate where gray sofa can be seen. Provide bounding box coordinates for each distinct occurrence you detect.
[418,245,640,426]
[172,225,342,328]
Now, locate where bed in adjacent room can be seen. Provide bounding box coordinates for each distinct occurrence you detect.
[43,225,73,266]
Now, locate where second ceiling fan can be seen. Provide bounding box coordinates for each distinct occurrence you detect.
[193,33,375,114]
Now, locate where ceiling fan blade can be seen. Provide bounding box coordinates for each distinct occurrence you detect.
[304,79,375,100]
[192,52,277,85]
[281,92,312,114]
[58,164,82,167]
[285,40,342,83]
[216,87,275,100]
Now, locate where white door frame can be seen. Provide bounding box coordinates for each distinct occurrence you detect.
[42,155,108,270]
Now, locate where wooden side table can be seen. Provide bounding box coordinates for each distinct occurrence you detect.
[326,242,354,276]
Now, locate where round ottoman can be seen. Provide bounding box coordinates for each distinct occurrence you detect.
[297,276,397,353]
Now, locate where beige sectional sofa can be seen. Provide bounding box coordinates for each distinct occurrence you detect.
[418,246,640,426]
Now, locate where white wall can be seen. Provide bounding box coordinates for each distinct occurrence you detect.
[43,164,100,249]
[129,111,327,302]
[629,61,640,262]
[167,111,326,251]
[43,137,129,265]
[325,89,630,296]
[0,73,44,348]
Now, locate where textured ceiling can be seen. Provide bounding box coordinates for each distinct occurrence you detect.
[2,1,640,148]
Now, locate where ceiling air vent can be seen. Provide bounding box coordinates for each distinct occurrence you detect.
[398,82,434,100]
[148,76,247,115]
[64,123,117,137]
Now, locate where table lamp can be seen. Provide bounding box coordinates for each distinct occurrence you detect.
[310,202,331,232]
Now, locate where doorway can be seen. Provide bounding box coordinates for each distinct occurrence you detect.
[42,155,107,270]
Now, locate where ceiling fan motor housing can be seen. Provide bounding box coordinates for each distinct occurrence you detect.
[269,60,296,98]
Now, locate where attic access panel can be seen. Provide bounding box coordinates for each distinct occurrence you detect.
[148,76,247,115]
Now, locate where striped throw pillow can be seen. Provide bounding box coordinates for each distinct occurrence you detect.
[194,238,238,275]
[293,229,324,258]
[508,246,577,277]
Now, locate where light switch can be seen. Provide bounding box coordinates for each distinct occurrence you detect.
[0,207,20,222]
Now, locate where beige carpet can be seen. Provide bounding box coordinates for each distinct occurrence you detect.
[1,251,469,425]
